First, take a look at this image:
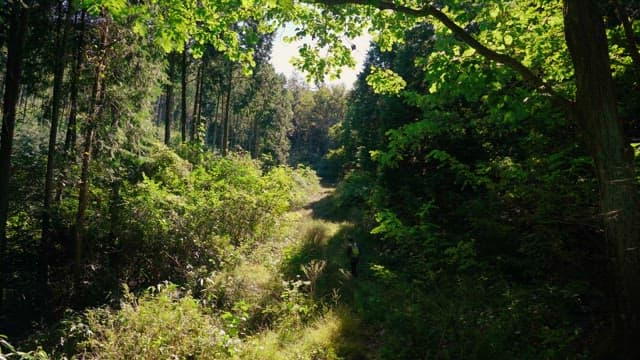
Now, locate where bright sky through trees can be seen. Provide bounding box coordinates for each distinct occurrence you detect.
[270,23,371,88]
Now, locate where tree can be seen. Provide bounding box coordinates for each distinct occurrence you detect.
[288,81,347,167]
[164,52,176,145]
[222,61,233,156]
[63,9,86,155]
[0,1,29,315]
[180,47,188,143]
[74,11,110,280]
[564,2,639,353]
[293,0,639,354]
[190,58,203,141]
[42,0,72,296]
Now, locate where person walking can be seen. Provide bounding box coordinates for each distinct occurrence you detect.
[347,238,360,277]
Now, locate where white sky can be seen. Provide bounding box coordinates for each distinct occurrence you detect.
[270,24,371,89]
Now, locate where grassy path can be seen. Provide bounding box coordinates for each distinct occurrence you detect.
[239,184,431,359]
[234,185,377,359]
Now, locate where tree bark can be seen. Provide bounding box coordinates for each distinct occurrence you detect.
[41,0,71,296]
[190,59,203,141]
[164,52,176,145]
[74,16,109,282]
[64,10,86,155]
[0,3,28,316]
[251,114,260,158]
[212,90,221,149]
[222,64,232,156]
[564,1,640,356]
[180,48,188,143]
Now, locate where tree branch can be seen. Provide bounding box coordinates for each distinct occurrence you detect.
[612,0,640,75]
[318,0,574,110]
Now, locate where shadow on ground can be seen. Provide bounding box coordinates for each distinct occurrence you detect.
[283,189,436,360]
[303,189,365,223]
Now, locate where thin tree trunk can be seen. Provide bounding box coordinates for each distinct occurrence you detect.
[222,64,232,156]
[197,79,204,125]
[0,3,28,316]
[74,17,109,282]
[164,52,175,145]
[108,180,120,249]
[190,60,202,141]
[251,115,260,158]
[154,95,164,127]
[56,11,85,205]
[180,48,187,143]
[41,0,71,297]
[20,88,29,122]
[564,1,640,357]
[212,90,221,149]
[230,113,235,150]
[64,9,86,154]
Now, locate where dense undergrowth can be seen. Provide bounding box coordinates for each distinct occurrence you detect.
[2,136,603,359]
[0,129,332,358]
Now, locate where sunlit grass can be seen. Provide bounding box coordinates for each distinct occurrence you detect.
[237,309,364,360]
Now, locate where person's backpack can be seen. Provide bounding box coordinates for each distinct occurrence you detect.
[351,242,360,257]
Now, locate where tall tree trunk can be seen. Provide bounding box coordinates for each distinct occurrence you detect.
[19,87,28,122]
[64,10,86,155]
[197,79,204,126]
[212,90,221,149]
[57,10,86,205]
[154,95,164,126]
[41,0,71,298]
[74,17,109,282]
[180,48,187,143]
[164,52,175,145]
[564,1,640,357]
[0,3,28,317]
[190,60,202,142]
[222,64,232,156]
[252,115,260,158]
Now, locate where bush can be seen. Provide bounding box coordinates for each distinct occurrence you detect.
[111,148,320,290]
[78,284,230,359]
[0,335,49,360]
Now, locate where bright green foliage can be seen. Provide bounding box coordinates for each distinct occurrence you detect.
[366,66,406,94]
[233,63,294,163]
[318,4,605,355]
[284,3,367,83]
[237,311,343,360]
[288,81,348,172]
[112,144,316,287]
[127,0,278,69]
[45,154,323,358]
[79,284,229,359]
[3,0,639,358]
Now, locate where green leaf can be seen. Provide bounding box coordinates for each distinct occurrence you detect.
[366,66,407,95]
[504,34,513,46]
[277,0,293,11]
[462,48,476,58]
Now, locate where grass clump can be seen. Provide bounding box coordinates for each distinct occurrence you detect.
[237,311,345,360]
[78,284,229,359]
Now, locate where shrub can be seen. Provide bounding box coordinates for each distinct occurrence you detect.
[0,335,49,360]
[111,149,320,289]
[78,284,229,359]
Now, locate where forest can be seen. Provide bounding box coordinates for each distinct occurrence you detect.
[1,0,639,359]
